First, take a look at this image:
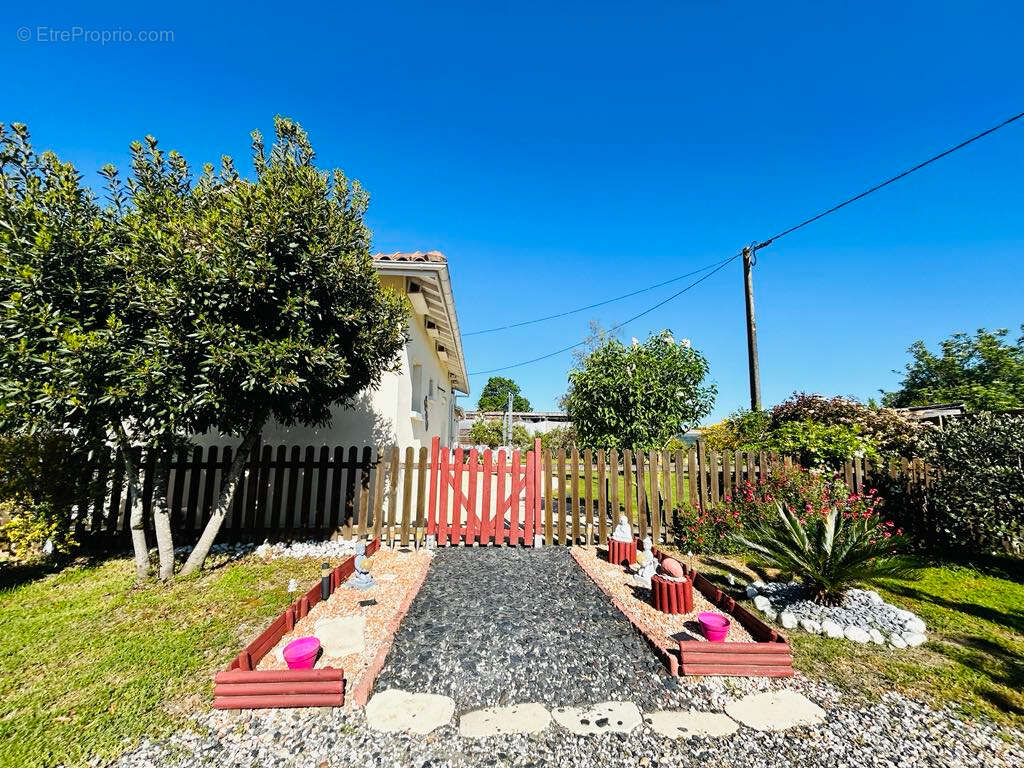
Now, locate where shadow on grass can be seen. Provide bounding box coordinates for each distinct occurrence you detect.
[0,552,125,591]
[882,581,1024,636]
[935,633,1024,715]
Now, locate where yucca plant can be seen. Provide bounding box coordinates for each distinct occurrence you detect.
[735,504,917,605]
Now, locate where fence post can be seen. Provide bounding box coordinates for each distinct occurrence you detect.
[427,437,440,539]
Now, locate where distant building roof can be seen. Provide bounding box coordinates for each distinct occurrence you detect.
[373,250,447,264]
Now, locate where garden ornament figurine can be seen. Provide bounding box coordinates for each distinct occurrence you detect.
[611,515,633,542]
[633,539,658,588]
[348,541,375,590]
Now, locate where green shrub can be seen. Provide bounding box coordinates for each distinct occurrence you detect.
[539,425,577,452]
[925,412,1024,555]
[761,419,878,469]
[735,502,917,605]
[0,497,76,561]
[467,419,532,449]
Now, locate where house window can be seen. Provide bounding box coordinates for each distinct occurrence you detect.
[411,364,423,416]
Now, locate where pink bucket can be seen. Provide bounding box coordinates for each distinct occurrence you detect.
[698,612,730,643]
[282,636,320,669]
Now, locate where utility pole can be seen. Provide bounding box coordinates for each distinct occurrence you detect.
[742,245,762,411]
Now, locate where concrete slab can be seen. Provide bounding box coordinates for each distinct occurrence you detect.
[314,614,365,658]
[645,711,739,739]
[724,690,826,732]
[364,689,455,735]
[459,703,551,738]
[551,701,642,735]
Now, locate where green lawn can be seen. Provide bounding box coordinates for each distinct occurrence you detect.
[675,549,1024,730]
[0,554,324,768]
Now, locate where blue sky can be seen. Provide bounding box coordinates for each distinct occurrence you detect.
[4,2,1022,422]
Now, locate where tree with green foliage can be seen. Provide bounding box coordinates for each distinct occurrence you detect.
[883,327,1024,411]
[467,418,532,449]
[563,330,715,450]
[477,376,531,412]
[0,119,409,580]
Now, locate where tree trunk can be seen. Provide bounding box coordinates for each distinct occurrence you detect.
[151,455,176,581]
[116,430,150,582]
[178,421,262,577]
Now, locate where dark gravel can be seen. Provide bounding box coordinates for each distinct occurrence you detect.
[373,547,673,710]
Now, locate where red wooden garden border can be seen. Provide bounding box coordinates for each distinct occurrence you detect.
[212,538,381,709]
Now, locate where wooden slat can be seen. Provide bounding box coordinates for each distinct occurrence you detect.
[312,446,329,530]
[437,447,450,545]
[722,449,732,501]
[357,446,372,540]
[709,449,720,507]
[110,451,128,531]
[623,449,634,530]
[201,446,220,530]
[400,446,414,547]
[298,446,314,528]
[635,450,647,541]
[371,448,386,540]
[345,446,360,538]
[244,440,263,530]
[451,448,465,544]
[557,449,567,546]
[649,450,660,542]
[583,449,593,545]
[544,450,553,546]
[167,448,187,531]
[570,447,580,544]
[687,446,698,509]
[609,450,619,530]
[496,449,507,545]
[597,449,607,544]
[386,446,400,545]
[844,459,854,491]
[510,449,522,545]
[414,446,428,545]
[256,445,273,530]
[660,449,672,543]
[672,449,685,543]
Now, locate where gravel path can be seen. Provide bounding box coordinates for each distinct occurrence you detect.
[373,547,673,710]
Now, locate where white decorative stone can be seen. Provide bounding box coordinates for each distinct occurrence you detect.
[533,534,544,548]
[904,617,926,634]
[745,584,759,598]
[459,703,551,738]
[799,618,821,634]
[763,608,778,622]
[551,701,642,735]
[864,590,884,605]
[903,632,928,647]
[753,595,771,612]
[822,620,844,639]
[780,611,798,629]
[893,608,914,622]
[646,711,739,739]
[424,534,437,550]
[889,634,908,649]
[843,626,871,644]
[869,628,885,645]
[365,690,455,735]
[724,690,826,732]
[287,578,298,593]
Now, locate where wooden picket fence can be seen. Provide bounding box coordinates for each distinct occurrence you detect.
[74,438,933,548]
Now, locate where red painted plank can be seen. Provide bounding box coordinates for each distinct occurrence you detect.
[480,450,492,544]
[524,451,534,545]
[466,448,479,544]
[679,652,792,666]
[213,693,344,709]
[453,448,466,544]
[438,448,449,545]
[215,681,344,697]
[216,668,344,685]
[426,436,440,536]
[680,664,793,678]
[510,450,521,545]
[495,449,506,545]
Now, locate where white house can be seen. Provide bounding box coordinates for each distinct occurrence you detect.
[258,250,470,449]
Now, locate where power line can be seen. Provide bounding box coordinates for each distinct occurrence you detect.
[467,107,1024,377]
[468,253,740,376]
[463,258,727,336]
[752,108,1024,251]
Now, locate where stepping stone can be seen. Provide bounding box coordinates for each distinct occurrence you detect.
[459,703,551,738]
[364,689,455,735]
[645,711,738,739]
[551,701,642,735]
[724,690,825,732]
[314,614,365,658]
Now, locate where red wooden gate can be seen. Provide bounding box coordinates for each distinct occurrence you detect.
[427,437,543,546]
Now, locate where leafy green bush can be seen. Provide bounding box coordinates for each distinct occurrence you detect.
[539,425,577,452]
[735,502,916,605]
[925,412,1024,555]
[0,498,76,561]
[467,419,532,449]
[763,419,877,469]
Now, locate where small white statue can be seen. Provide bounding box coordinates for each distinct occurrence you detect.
[633,552,658,588]
[611,514,633,542]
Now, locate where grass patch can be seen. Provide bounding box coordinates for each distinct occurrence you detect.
[669,548,1024,729]
[0,554,324,768]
